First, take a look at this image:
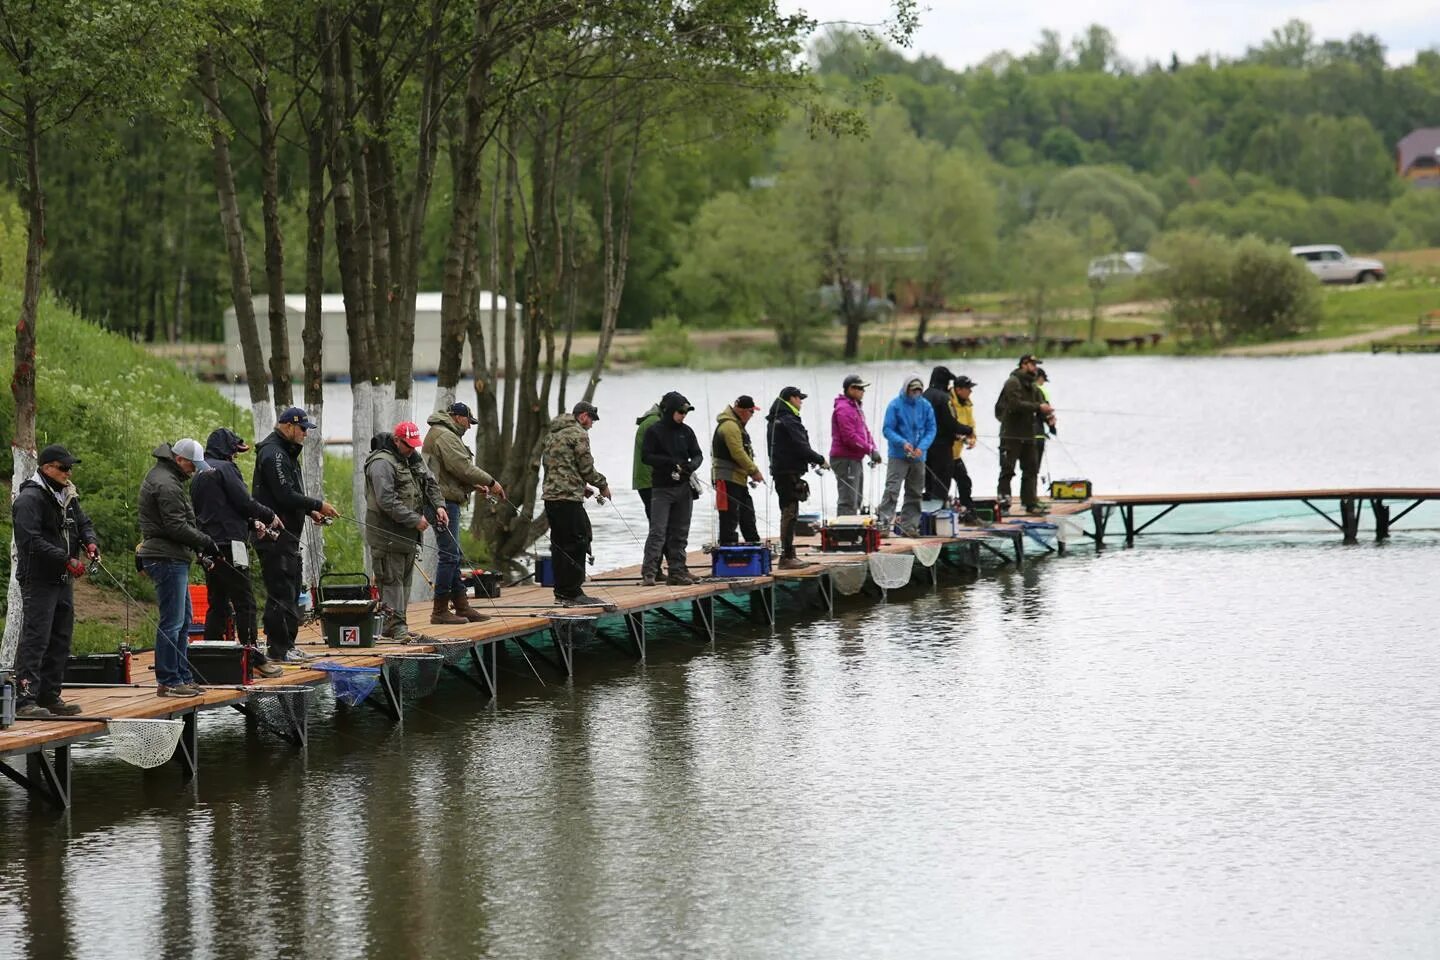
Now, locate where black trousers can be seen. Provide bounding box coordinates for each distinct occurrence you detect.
[545,500,589,599]
[638,488,652,521]
[775,473,804,558]
[952,457,974,510]
[256,543,302,658]
[998,438,1041,507]
[924,442,953,501]
[204,550,264,660]
[718,480,760,544]
[14,578,73,707]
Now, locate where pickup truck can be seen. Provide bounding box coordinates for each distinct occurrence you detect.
[1290,245,1386,284]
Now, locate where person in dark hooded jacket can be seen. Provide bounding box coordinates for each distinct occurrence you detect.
[923,366,972,502]
[766,386,827,568]
[640,391,703,586]
[191,428,283,678]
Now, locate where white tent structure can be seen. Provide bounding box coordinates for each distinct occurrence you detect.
[222,291,512,381]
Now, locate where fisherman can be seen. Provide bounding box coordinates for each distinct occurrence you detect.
[422,401,503,625]
[995,354,1054,516]
[766,386,827,569]
[541,400,610,607]
[1034,367,1056,475]
[364,422,446,641]
[712,395,764,545]
[191,428,285,679]
[830,374,882,516]
[253,407,338,663]
[922,365,962,502]
[949,376,980,524]
[10,444,100,717]
[138,438,217,698]
[641,391,703,586]
[632,397,663,521]
[877,377,936,537]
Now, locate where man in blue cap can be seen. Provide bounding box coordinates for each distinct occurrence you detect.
[252,407,338,663]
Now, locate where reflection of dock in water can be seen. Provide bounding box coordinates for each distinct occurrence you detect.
[4,486,1438,811]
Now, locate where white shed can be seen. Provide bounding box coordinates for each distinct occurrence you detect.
[222,291,512,381]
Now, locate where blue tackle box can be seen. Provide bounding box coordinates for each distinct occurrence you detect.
[535,554,555,587]
[711,545,772,578]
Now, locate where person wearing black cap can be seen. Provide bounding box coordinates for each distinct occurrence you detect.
[541,400,610,606]
[191,428,284,679]
[994,354,1054,515]
[423,401,503,624]
[711,395,765,545]
[10,444,99,717]
[830,374,881,517]
[252,407,339,662]
[641,391,704,585]
[766,386,827,568]
[949,376,980,522]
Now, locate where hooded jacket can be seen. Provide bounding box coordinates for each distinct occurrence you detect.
[924,366,965,447]
[543,414,608,502]
[765,397,825,476]
[137,443,214,562]
[192,428,276,546]
[631,402,662,490]
[252,429,323,537]
[996,366,1045,443]
[422,410,495,505]
[642,394,703,490]
[12,473,97,585]
[882,383,937,460]
[830,393,878,461]
[364,433,443,551]
[711,406,759,485]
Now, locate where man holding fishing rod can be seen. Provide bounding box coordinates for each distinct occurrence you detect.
[995,354,1055,517]
[253,407,338,662]
[423,402,503,625]
[541,400,611,606]
[364,421,447,641]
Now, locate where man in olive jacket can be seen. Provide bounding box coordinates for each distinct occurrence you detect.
[138,438,218,697]
[366,422,446,640]
[995,354,1055,515]
[541,401,610,607]
[711,395,764,545]
[422,402,503,624]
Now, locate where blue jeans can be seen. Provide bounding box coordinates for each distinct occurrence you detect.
[435,500,464,595]
[145,559,194,687]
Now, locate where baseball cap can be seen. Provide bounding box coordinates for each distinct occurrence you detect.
[172,438,212,472]
[734,395,758,410]
[278,406,318,430]
[448,401,476,422]
[779,386,807,401]
[573,400,599,421]
[38,444,80,468]
[842,374,871,390]
[953,375,977,389]
[394,421,422,445]
[1018,353,1043,366]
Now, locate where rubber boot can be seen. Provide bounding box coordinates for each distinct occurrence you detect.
[430,594,466,625]
[452,590,489,623]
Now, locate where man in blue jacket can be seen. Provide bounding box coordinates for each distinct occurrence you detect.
[876,377,936,537]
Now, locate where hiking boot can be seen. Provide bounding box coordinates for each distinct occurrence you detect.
[666,571,698,586]
[252,660,285,680]
[777,556,808,570]
[430,595,466,626]
[640,574,658,587]
[157,684,200,699]
[41,698,83,717]
[15,702,54,718]
[561,594,606,607]
[1024,503,1049,516]
[452,591,489,623]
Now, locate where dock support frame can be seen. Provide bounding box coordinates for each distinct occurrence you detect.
[0,745,74,809]
[441,642,498,700]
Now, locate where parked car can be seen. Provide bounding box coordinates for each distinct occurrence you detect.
[1289,245,1385,284]
[1087,251,1164,282]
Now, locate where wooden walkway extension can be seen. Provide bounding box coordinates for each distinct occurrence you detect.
[4,485,1436,810]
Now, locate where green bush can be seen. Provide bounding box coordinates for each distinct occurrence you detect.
[640,315,697,368]
[1149,230,1231,344]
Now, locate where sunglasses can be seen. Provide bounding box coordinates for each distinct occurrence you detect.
[47,464,72,473]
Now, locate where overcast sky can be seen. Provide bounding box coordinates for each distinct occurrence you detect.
[785,0,1438,69]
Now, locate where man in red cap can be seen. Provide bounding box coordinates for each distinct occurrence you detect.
[364,421,446,640]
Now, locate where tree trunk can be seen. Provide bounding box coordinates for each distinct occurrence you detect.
[199,46,273,438]
[257,59,293,409]
[3,96,44,670]
[301,120,329,585]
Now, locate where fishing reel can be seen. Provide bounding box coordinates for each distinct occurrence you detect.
[254,519,282,542]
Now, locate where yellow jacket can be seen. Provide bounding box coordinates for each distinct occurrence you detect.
[950,394,975,458]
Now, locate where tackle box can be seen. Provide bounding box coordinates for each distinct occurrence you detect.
[464,569,502,599]
[711,545,772,578]
[535,555,555,588]
[188,642,251,685]
[821,518,881,553]
[1050,478,1092,500]
[795,514,822,537]
[919,509,959,537]
[64,649,133,685]
[973,497,1002,523]
[318,572,380,648]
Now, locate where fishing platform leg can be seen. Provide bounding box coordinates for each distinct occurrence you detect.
[1089,502,1114,550]
[1370,498,1390,541]
[624,611,647,660]
[691,597,716,643]
[750,584,775,627]
[0,747,73,809]
[173,711,199,780]
[441,642,498,700]
[513,632,571,680]
[366,666,404,723]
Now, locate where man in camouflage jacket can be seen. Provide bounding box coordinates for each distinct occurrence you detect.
[541,401,611,606]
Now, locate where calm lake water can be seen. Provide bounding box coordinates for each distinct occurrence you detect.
[3,355,1440,959]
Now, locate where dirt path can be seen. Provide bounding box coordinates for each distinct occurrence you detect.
[1219,324,1414,356]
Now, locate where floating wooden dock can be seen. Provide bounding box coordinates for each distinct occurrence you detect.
[4,486,1436,810]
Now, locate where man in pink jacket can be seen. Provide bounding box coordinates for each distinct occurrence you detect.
[830,374,883,516]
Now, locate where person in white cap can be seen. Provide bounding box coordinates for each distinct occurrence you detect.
[137,438,218,697]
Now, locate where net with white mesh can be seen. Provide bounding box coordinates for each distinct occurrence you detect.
[911,543,942,567]
[867,553,915,590]
[828,562,868,596]
[107,718,184,769]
